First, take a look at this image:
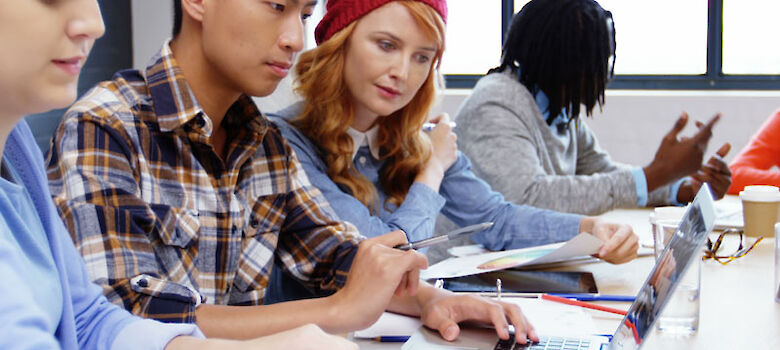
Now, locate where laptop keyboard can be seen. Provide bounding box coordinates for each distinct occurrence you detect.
[495,336,591,350]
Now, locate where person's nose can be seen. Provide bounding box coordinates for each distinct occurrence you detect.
[66,0,106,44]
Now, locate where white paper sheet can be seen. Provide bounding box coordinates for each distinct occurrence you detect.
[421,233,603,279]
[353,312,423,338]
[355,297,596,341]
[714,199,743,229]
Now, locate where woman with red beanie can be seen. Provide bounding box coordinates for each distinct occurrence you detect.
[270,0,640,341]
[272,0,637,276]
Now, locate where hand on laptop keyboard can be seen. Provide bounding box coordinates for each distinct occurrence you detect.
[495,336,592,350]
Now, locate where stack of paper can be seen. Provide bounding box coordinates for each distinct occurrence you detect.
[421,233,604,280]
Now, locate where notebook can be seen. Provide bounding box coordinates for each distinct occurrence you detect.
[403,184,716,350]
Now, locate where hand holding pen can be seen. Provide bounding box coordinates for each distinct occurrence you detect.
[394,222,494,250]
[416,113,458,191]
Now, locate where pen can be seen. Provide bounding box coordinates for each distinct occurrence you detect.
[547,294,635,302]
[394,222,493,250]
[541,294,628,316]
[422,121,456,131]
[371,336,410,343]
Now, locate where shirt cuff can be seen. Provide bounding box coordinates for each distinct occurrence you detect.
[400,182,446,242]
[631,167,649,207]
[111,318,204,350]
[668,178,687,206]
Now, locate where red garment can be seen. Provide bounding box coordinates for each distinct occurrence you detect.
[728,109,780,194]
[315,0,448,44]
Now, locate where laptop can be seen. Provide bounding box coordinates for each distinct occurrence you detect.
[403,184,716,350]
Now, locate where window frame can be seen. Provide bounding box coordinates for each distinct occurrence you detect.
[444,0,780,90]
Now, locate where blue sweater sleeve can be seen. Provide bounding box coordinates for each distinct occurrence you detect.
[271,117,446,241]
[439,153,584,251]
[0,234,62,349]
[4,121,201,350]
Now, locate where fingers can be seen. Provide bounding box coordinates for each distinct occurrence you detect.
[501,302,537,343]
[428,112,450,124]
[692,113,721,143]
[395,273,409,297]
[406,268,421,295]
[597,224,639,264]
[665,112,689,139]
[486,303,511,340]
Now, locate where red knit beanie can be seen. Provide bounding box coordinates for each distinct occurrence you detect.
[315,0,448,44]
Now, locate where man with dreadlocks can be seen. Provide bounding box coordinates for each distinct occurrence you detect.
[454,0,732,215]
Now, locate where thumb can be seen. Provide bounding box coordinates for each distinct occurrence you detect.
[369,230,409,247]
[716,142,731,157]
[431,316,460,341]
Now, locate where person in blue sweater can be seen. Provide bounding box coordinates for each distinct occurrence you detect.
[268,0,638,301]
[0,0,355,348]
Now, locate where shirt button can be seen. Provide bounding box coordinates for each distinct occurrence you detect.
[231,224,238,233]
[250,217,260,228]
[359,156,367,165]
[137,278,149,288]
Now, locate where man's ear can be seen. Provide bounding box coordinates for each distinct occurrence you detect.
[181,0,206,23]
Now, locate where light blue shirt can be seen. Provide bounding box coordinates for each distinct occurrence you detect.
[0,121,202,349]
[0,161,63,334]
[532,86,684,207]
[271,104,583,251]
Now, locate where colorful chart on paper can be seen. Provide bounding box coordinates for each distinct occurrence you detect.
[477,249,554,269]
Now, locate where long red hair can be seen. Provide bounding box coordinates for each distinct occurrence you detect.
[293,1,446,212]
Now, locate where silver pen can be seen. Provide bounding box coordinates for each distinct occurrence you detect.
[394,222,493,250]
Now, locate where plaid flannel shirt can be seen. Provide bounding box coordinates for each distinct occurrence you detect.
[46,43,362,323]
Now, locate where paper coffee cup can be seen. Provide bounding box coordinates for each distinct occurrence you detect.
[740,185,780,237]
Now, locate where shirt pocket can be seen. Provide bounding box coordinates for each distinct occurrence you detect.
[232,194,287,298]
[148,204,200,249]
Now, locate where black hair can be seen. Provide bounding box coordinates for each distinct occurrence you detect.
[490,0,616,124]
[173,0,182,37]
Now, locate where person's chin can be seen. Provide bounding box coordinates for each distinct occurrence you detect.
[42,88,78,111]
[245,78,283,98]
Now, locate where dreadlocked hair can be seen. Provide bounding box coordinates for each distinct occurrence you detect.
[293,1,445,213]
[490,0,616,124]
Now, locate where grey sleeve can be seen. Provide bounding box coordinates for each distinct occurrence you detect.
[455,85,640,215]
[575,120,673,207]
[574,119,623,175]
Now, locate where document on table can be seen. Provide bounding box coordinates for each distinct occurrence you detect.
[714,199,743,229]
[356,297,596,341]
[421,233,603,280]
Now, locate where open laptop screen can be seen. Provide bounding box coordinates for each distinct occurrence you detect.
[609,186,716,350]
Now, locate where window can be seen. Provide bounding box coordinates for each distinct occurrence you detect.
[440,1,502,75]
[444,0,780,89]
[722,0,780,75]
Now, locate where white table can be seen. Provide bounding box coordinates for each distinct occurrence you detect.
[355,198,780,349]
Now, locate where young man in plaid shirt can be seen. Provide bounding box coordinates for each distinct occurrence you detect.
[46,0,542,344]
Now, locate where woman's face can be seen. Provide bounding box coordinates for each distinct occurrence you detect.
[343,2,437,123]
[0,0,104,117]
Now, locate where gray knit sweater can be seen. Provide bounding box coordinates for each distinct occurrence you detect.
[454,70,672,215]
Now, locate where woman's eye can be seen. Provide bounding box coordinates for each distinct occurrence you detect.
[302,12,312,20]
[416,54,431,64]
[269,3,285,12]
[378,40,395,51]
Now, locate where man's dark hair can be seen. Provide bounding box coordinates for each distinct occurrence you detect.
[173,0,182,37]
[490,0,616,124]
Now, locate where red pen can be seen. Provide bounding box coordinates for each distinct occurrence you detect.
[541,294,628,316]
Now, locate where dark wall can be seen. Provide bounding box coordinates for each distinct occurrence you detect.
[25,0,132,153]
